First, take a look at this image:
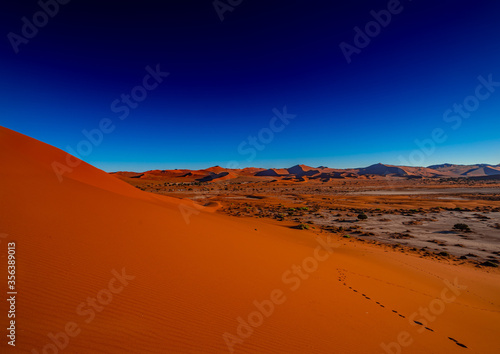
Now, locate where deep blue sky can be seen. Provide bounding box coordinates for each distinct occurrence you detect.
[1,0,499,171]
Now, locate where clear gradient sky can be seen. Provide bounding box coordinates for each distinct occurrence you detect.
[1,0,499,171]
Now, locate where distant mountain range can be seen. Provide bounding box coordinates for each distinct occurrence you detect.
[111,163,500,182]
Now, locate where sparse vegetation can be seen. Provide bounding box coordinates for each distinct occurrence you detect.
[294,224,310,230]
[480,261,498,268]
[403,220,423,225]
[453,223,471,232]
[390,233,414,240]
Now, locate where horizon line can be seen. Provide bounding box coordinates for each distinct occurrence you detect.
[106,161,500,173]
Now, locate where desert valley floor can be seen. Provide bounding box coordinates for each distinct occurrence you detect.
[126,176,500,266]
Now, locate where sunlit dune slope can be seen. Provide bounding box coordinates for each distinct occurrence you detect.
[1,126,500,353]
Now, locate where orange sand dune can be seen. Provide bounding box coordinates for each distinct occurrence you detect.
[1,126,500,353]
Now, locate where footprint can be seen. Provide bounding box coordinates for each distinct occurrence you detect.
[414,321,423,326]
[425,327,434,332]
[392,310,398,313]
[449,338,467,348]
[399,314,405,318]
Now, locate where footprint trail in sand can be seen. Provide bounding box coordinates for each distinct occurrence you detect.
[336,268,468,349]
